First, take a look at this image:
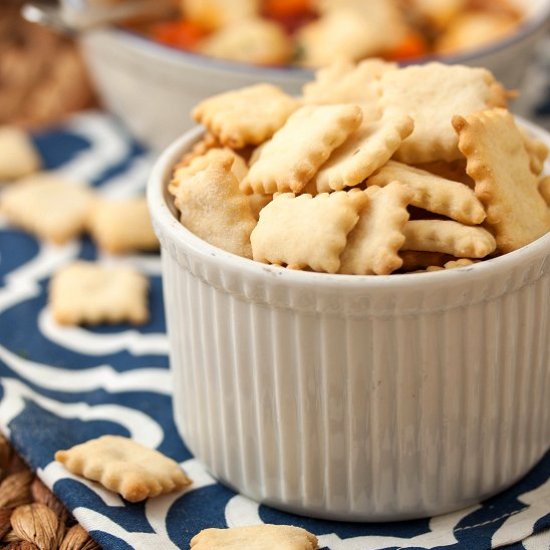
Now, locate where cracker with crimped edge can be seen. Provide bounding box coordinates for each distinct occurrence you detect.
[88,197,159,254]
[174,133,220,170]
[412,258,477,273]
[170,147,247,196]
[251,191,365,273]
[174,153,256,258]
[453,109,550,252]
[414,159,474,188]
[243,104,362,194]
[248,193,273,220]
[49,261,149,325]
[315,110,413,192]
[0,173,94,244]
[339,182,411,275]
[55,435,190,502]
[400,250,454,271]
[539,176,550,206]
[380,62,507,163]
[192,84,297,149]
[402,219,496,258]
[191,524,318,550]
[520,128,548,176]
[367,160,486,225]
[302,58,395,111]
[0,127,41,181]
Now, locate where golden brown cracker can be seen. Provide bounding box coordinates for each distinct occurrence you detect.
[538,176,550,207]
[251,191,364,273]
[400,250,454,271]
[380,63,507,163]
[191,524,318,550]
[316,111,413,192]
[174,153,256,258]
[0,173,94,244]
[55,435,190,502]
[170,147,247,196]
[193,84,297,149]
[414,159,475,188]
[243,104,363,194]
[367,160,485,225]
[453,109,550,252]
[49,261,149,325]
[88,197,159,254]
[0,126,41,181]
[174,133,220,170]
[402,219,496,258]
[520,128,548,176]
[302,58,395,108]
[248,193,273,220]
[339,182,411,275]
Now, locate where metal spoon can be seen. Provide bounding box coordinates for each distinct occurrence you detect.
[22,0,175,34]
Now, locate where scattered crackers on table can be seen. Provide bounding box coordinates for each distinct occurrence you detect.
[0,126,41,181]
[0,132,159,326]
[190,524,318,550]
[55,435,191,503]
[0,173,94,244]
[49,261,149,326]
[169,60,550,275]
[87,197,159,254]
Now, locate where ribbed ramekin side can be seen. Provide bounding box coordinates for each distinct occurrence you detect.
[160,234,550,520]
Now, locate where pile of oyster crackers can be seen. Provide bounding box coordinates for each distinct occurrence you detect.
[171,60,550,275]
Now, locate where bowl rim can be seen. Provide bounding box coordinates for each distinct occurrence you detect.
[115,1,550,80]
[148,117,550,291]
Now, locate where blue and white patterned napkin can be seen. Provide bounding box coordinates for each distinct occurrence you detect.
[1,41,550,549]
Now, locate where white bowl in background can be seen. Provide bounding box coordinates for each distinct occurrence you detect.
[147,119,550,521]
[82,0,550,150]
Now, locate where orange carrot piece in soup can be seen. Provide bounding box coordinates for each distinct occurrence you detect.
[385,31,429,61]
[263,0,312,18]
[151,20,206,50]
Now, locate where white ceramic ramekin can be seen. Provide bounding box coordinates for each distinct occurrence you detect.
[148,120,550,521]
[82,0,550,150]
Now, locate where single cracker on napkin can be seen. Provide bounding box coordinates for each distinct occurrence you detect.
[402,219,497,258]
[191,524,318,550]
[55,435,191,503]
[174,153,256,258]
[0,173,94,244]
[243,104,363,194]
[0,127,41,181]
[367,160,486,225]
[315,110,414,192]
[251,191,365,273]
[453,109,550,252]
[88,197,159,254]
[49,261,149,325]
[192,84,297,149]
[339,182,411,275]
[380,62,507,163]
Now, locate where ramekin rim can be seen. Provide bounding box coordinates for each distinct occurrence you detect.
[147,118,550,290]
